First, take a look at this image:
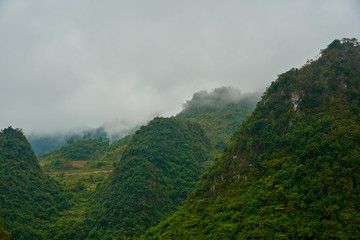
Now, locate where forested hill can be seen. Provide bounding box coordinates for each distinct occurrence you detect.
[39,136,110,172]
[177,87,259,151]
[144,38,360,239]
[74,117,213,239]
[0,127,70,240]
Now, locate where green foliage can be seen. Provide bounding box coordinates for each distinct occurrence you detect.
[39,137,110,171]
[76,117,213,239]
[91,135,132,169]
[36,134,132,239]
[177,87,259,151]
[145,38,360,239]
[0,127,70,239]
[0,216,10,240]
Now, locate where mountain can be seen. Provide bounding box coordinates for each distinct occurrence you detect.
[0,127,70,240]
[28,124,138,155]
[39,136,110,172]
[144,38,360,239]
[27,127,110,155]
[177,87,259,151]
[29,88,257,156]
[72,117,213,239]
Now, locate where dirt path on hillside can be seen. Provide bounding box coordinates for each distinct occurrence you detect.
[49,170,112,177]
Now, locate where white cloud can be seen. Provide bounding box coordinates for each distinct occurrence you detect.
[0,0,359,134]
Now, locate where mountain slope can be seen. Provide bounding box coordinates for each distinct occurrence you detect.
[38,137,135,240]
[144,38,360,239]
[70,117,213,239]
[39,137,110,172]
[0,127,70,240]
[177,87,259,151]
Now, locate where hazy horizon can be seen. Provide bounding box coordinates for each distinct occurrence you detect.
[1,0,359,135]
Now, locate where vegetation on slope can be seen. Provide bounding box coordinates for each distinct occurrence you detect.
[0,127,70,240]
[73,117,213,239]
[145,38,360,239]
[0,216,10,240]
[177,87,259,151]
[39,136,110,172]
[38,135,132,239]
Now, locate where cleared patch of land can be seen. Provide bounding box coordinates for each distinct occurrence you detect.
[49,169,112,177]
[71,161,87,168]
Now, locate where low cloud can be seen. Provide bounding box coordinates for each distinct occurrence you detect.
[182,87,260,110]
[0,0,359,135]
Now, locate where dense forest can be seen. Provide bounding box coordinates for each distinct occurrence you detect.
[0,217,10,240]
[144,38,360,239]
[0,127,70,239]
[64,117,213,239]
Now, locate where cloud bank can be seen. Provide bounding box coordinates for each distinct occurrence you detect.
[0,0,359,135]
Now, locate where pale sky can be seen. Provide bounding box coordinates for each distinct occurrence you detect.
[0,0,359,135]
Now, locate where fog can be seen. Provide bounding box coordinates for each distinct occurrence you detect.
[0,0,359,135]
[182,87,260,110]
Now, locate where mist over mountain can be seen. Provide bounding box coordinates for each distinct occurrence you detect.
[181,87,259,109]
[27,124,140,155]
[177,87,260,151]
[1,38,360,239]
[28,88,258,155]
[0,1,359,239]
[1,1,359,135]
[145,38,360,239]
[60,117,213,239]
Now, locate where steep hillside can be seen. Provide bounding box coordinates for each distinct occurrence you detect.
[0,127,70,240]
[177,87,259,151]
[71,117,213,239]
[145,38,360,239]
[92,134,132,168]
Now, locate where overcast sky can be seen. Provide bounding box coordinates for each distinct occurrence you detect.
[0,0,359,135]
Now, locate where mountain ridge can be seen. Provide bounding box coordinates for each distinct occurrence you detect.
[53,117,213,239]
[0,127,70,239]
[177,87,260,151]
[144,38,360,239]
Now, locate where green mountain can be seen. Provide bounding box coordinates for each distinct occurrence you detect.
[39,136,110,172]
[74,117,213,239]
[144,38,360,239]
[177,87,259,151]
[0,127,70,240]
